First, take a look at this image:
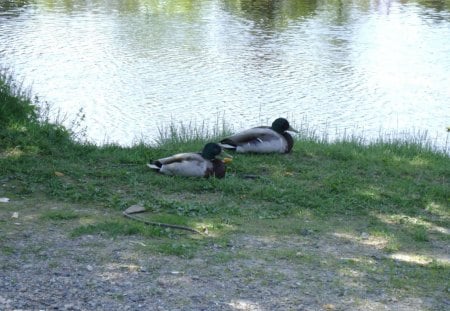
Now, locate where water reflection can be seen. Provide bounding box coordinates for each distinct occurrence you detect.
[413,0,450,23]
[415,0,450,11]
[221,0,318,30]
[0,0,449,151]
[0,0,29,10]
[2,0,450,16]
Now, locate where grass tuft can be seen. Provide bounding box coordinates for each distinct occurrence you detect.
[71,220,165,238]
[41,210,80,221]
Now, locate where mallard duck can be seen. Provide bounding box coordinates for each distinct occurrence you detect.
[147,143,230,178]
[219,118,298,153]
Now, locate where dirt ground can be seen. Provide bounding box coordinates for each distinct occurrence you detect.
[0,200,448,311]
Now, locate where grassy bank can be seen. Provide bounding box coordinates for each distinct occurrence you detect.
[1,73,449,308]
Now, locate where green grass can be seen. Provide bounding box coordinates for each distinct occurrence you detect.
[145,240,202,259]
[70,220,166,238]
[0,69,74,156]
[1,89,449,239]
[0,69,37,126]
[40,210,80,221]
[3,134,445,262]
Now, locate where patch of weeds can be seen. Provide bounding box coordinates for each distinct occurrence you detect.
[425,201,447,218]
[41,210,80,221]
[110,293,125,302]
[209,251,234,264]
[383,238,401,253]
[79,241,107,248]
[270,249,299,261]
[266,248,318,264]
[105,193,125,210]
[48,261,59,269]
[71,220,165,238]
[383,258,450,294]
[143,213,190,226]
[239,265,287,285]
[149,241,200,259]
[410,225,429,242]
[428,259,449,271]
[1,245,15,255]
[148,197,221,217]
[261,270,287,285]
[340,256,381,276]
[176,202,220,217]
[220,204,243,217]
[369,228,400,253]
[25,245,47,258]
[128,211,225,235]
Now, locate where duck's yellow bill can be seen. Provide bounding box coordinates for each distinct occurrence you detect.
[223,157,233,164]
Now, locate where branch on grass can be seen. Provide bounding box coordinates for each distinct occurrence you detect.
[122,205,204,235]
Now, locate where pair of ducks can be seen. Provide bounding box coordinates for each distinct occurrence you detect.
[147,118,297,178]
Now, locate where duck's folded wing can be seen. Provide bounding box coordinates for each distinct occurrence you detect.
[160,153,210,177]
[221,128,280,145]
[156,153,203,165]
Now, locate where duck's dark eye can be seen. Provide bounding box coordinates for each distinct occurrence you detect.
[214,145,222,154]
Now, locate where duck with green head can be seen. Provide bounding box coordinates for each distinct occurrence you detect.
[147,142,230,178]
[219,118,298,153]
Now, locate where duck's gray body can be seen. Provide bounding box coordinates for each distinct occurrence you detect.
[147,153,216,177]
[147,143,226,178]
[219,118,297,154]
[220,127,291,153]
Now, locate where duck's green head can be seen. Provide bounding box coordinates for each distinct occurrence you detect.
[201,143,223,160]
[272,118,298,133]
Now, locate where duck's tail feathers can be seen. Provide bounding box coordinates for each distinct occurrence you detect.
[218,143,236,151]
[219,139,237,151]
[146,163,160,170]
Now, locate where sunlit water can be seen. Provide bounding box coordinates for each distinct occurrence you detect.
[1,0,449,151]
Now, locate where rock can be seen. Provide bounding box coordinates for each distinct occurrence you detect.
[124,204,146,214]
[361,232,370,240]
[299,228,313,236]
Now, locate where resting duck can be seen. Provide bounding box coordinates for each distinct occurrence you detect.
[219,118,298,153]
[147,143,230,178]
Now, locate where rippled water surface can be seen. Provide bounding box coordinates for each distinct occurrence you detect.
[1,0,449,149]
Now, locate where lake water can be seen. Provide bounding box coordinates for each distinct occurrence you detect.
[1,0,449,151]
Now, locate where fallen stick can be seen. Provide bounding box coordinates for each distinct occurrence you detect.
[122,206,204,235]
